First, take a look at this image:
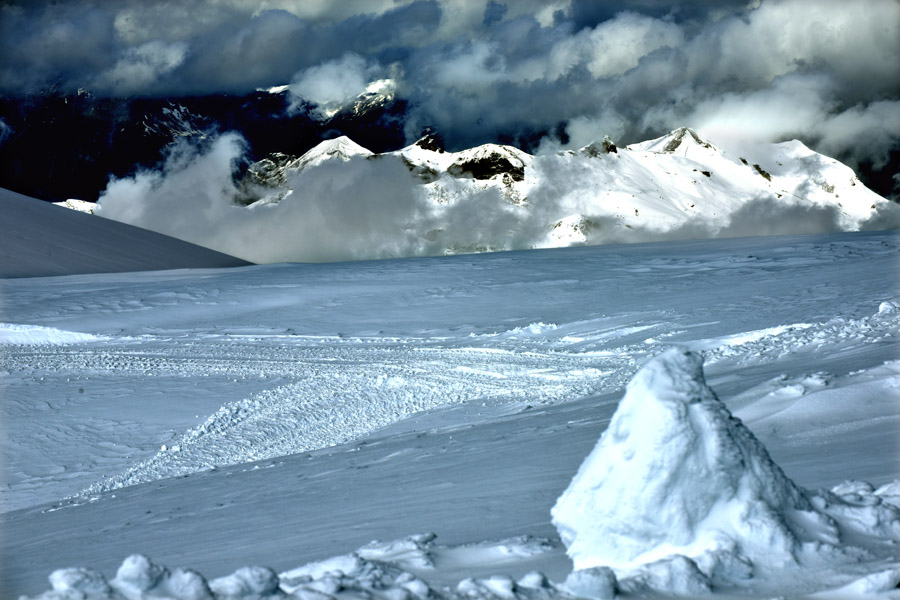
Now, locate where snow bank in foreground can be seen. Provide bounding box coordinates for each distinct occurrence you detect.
[20,350,900,599]
[0,323,107,345]
[552,349,900,596]
[23,536,563,600]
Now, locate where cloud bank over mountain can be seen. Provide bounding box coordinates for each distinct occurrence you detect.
[2,0,898,177]
[95,129,899,264]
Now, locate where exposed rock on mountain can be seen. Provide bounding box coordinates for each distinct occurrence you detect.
[85,126,897,263]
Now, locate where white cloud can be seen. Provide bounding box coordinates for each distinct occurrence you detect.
[289,53,380,115]
[93,41,189,95]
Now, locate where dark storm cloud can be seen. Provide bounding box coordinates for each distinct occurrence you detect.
[2,0,898,189]
[0,0,442,96]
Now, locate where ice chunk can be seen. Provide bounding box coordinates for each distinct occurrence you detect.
[48,568,115,598]
[209,566,281,597]
[115,554,167,592]
[562,566,617,600]
[878,300,899,314]
[551,349,837,571]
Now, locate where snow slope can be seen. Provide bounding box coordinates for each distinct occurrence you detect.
[0,188,250,278]
[2,230,898,598]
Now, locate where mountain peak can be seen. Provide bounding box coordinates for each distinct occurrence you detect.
[287,136,374,173]
[581,135,618,157]
[414,132,446,153]
[661,127,714,153]
[626,127,717,157]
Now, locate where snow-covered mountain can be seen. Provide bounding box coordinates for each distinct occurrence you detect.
[0,89,407,204]
[232,127,893,256]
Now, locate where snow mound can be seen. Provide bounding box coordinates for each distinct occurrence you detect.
[552,349,825,570]
[0,322,108,345]
[23,536,560,600]
[552,349,900,590]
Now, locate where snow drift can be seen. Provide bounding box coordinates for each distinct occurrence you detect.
[552,349,900,595]
[0,323,108,345]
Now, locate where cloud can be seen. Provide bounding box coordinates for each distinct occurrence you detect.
[289,53,380,115]
[97,130,892,264]
[92,41,189,95]
[97,134,430,263]
[0,118,11,146]
[96,132,533,263]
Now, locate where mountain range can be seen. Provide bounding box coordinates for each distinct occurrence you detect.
[2,88,897,209]
[90,125,897,263]
[0,88,408,204]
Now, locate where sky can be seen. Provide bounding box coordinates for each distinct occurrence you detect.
[1,0,898,175]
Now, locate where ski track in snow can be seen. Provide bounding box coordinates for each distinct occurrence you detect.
[2,299,896,508]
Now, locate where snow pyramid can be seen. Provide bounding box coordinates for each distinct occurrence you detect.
[551,349,838,572]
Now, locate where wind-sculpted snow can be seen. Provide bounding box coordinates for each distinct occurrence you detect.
[552,349,900,597]
[74,338,631,496]
[1,296,894,511]
[0,323,108,345]
[1,268,897,511]
[24,536,567,600]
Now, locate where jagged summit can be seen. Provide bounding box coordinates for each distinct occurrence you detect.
[662,127,713,153]
[414,131,446,153]
[80,126,894,259]
[218,128,893,250]
[629,127,716,156]
[580,135,618,157]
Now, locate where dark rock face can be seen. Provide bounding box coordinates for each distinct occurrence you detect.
[582,136,618,157]
[415,132,445,153]
[400,156,440,183]
[753,164,772,181]
[448,154,525,182]
[0,90,407,203]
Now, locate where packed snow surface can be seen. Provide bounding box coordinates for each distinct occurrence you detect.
[2,230,899,599]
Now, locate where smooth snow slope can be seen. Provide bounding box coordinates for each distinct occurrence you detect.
[0,187,250,278]
[1,231,899,598]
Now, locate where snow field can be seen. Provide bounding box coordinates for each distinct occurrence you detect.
[3,293,895,511]
[3,230,899,599]
[21,352,900,600]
